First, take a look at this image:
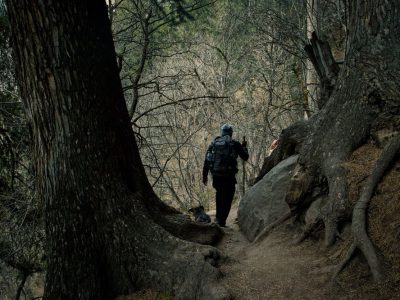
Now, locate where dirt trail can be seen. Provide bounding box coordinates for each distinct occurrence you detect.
[212,208,343,300]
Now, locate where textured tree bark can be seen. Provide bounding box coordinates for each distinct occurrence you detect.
[300,0,400,247]
[257,0,400,248]
[304,32,340,108]
[6,1,225,299]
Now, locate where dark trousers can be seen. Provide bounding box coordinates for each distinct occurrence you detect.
[212,176,236,226]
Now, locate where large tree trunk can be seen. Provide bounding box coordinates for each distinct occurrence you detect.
[302,0,400,247]
[6,1,224,299]
[258,0,400,248]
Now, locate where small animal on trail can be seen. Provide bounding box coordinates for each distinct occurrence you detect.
[188,206,211,223]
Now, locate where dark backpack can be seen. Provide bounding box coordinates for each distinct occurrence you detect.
[207,136,237,176]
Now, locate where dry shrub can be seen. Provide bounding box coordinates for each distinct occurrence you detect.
[342,142,382,205]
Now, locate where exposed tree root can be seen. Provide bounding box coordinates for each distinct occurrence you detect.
[119,215,228,299]
[162,214,224,245]
[294,218,323,244]
[145,193,224,245]
[333,134,400,281]
[320,161,350,247]
[332,243,357,280]
[252,211,293,244]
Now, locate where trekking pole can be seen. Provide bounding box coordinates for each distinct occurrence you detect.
[242,136,246,196]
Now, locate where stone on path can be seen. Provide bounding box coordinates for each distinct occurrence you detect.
[238,155,298,241]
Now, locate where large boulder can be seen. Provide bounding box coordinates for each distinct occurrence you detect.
[238,155,298,241]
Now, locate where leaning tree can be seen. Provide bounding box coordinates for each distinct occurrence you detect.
[257,0,400,280]
[6,0,226,299]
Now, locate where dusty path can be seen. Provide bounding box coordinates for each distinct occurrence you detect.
[212,208,343,300]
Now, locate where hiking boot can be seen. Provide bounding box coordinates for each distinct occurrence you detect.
[214,218,226,227]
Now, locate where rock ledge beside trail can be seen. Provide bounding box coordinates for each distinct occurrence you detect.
[238,155,298,241]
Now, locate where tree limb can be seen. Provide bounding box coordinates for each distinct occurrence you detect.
[132,96,226,123]
[252,211,293,244]
[14,272,28,300]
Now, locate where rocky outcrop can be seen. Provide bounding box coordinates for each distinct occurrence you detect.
[238,155,298,241]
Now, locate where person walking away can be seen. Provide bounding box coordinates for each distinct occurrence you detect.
[202,124,249,227]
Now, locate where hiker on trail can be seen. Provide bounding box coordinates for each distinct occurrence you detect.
[202,124,249,227]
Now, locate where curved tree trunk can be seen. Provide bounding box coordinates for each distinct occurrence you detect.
[6,1,225,299]
[258,0,400,248]
[301,0,400,247]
